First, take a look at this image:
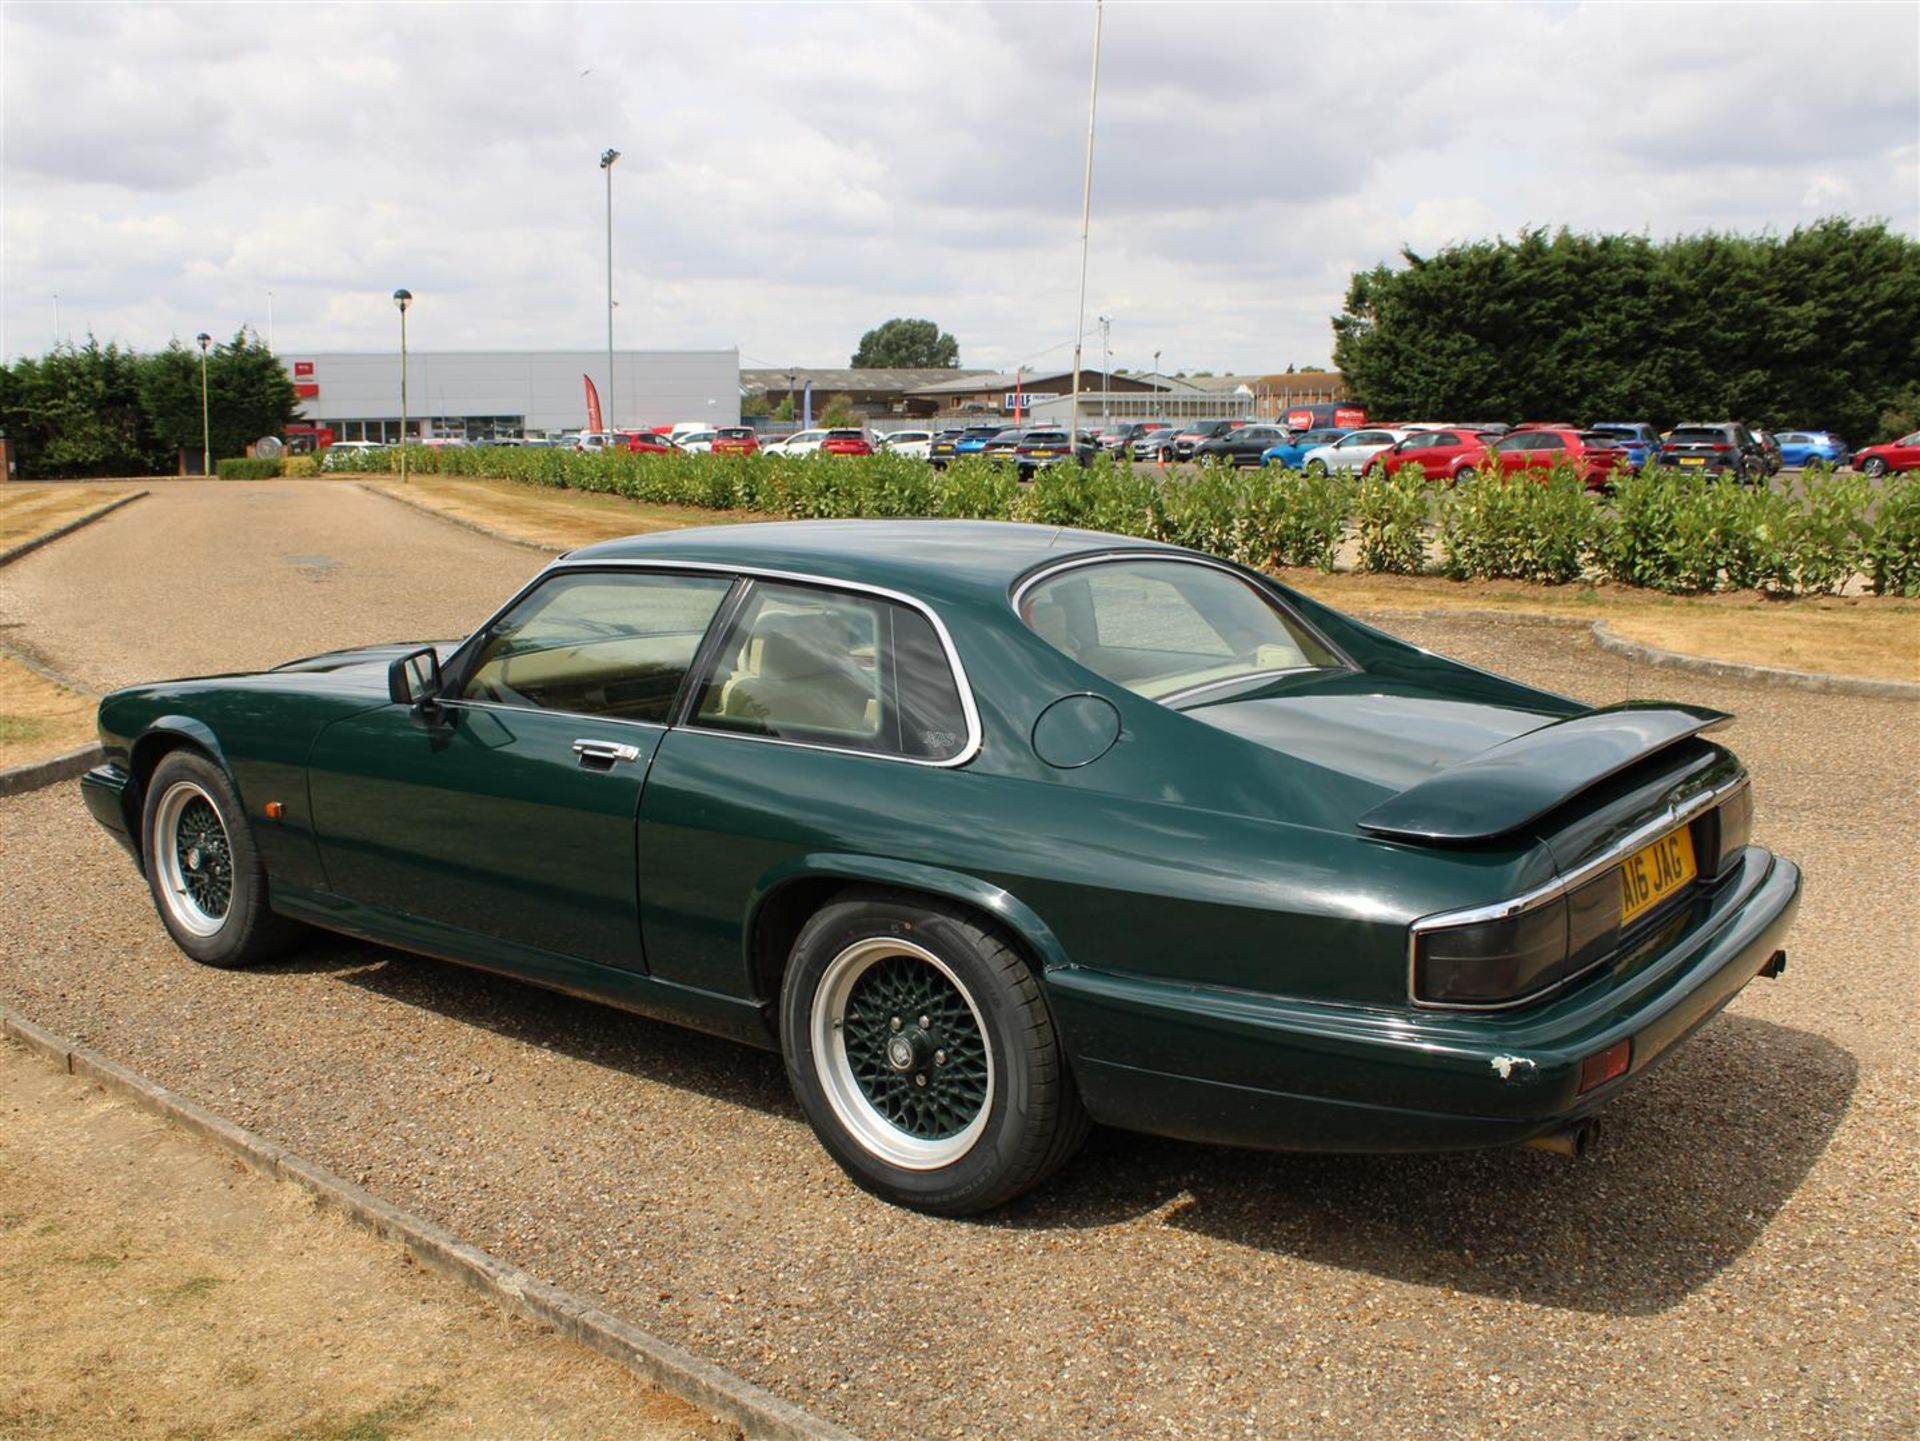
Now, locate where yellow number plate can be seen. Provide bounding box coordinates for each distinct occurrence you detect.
[1620,827,1697,925]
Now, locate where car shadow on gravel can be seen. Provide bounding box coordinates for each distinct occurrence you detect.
[260,940,796,1116]
[1009,1015,1857,1317]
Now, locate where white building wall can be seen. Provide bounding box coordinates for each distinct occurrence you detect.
[284,350,740,435]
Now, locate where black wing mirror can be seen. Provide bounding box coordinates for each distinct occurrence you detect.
[388,646,444,709]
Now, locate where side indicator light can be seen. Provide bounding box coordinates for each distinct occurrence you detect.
[1578,1038,1632,1093]
[264,801,285,820]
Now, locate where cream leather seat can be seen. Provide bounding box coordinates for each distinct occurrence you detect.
[722,610,876,736]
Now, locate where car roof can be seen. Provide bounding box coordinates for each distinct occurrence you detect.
[560,520,1183,606]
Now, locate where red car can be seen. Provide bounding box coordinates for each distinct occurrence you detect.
[616,429,676,455]
[1365,428,1494,482]
[819,429,875,458]
[1851,431,1920,478]
[710,426,761,456]
[1489,428,1634,491]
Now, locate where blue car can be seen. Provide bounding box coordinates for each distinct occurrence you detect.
[1775,431,1850,468]
[1586,422,1661,470]
[1261,428,1351,469]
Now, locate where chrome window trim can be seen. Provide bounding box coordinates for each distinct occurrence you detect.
[1404,774,1750,1012]
[1009,549,1356,678]
[478,557,984,769]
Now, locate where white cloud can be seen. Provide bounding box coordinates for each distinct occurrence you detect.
[3,0,1914,372]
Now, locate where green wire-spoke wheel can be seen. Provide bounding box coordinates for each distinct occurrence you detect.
[154,782,234,936]
[783,891,1090,1215]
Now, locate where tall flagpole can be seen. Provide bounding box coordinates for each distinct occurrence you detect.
[1067,0,1104,445]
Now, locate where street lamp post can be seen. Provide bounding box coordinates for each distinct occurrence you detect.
[195,333,212,476]
[392,289,412,483]
[601,148,620,434]
[1067,0,1105,445]
[787,370,796,423]
[1098,315,1113,425]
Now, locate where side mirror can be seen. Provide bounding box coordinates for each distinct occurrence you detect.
[388,646,444,708]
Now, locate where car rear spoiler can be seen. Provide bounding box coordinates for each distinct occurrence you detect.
[1357,703,1732,843]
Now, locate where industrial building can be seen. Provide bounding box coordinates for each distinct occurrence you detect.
[280,349,741,443]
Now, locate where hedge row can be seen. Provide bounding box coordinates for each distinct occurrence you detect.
[323,445,1920,597]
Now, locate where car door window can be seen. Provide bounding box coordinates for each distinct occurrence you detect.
[460,570,733,722]
[691,582,970,762]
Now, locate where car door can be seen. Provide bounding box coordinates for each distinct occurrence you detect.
[633,577,978,996]
[306,568,737,971]
[1492,433,1538,476]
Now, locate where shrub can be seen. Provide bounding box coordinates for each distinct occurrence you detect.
[1866,470,1920,596]
[1789,467,1871,595]
[215,456,281,479]
[1353,469,1431,574]
[1439,467,1595,584]
[281,455,318,478]
[1595,466,1720,592]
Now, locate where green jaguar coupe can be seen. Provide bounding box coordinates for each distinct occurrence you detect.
[81,520,1800,1214]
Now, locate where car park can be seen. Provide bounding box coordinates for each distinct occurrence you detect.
[1850,431,1920,478]
[1299,428,1412,475]
[1367,428,1495,482]
[929,426,1001,467]
[1657,424,1768,483]
[1774,431,1851,468]
[1260,428,1352,470]
[1191,425,1293,469]
[1489,429,1635,491]
[80,518,1799,1216]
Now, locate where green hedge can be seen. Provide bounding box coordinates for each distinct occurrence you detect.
[329,444,1920,597]
[215,457,281,479]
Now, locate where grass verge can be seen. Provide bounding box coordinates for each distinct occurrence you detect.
[0,654,96,770]
[0,485,143,552]
[362,474,771,550]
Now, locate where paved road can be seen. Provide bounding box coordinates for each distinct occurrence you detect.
[0,480,544,692]
[1,484,1914,1438]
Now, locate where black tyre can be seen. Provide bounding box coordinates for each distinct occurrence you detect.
[141,749,303,968]
[1862,457,1888,479]
[1305,458,1328,477]
[780,890,1090,1215]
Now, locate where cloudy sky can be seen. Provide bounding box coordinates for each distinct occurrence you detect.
[5,1,1915,376]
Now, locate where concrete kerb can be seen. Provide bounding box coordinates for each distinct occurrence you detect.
[0,743,104,799]
[1364,607,1920,701]
[0,1005,862,1441]
[0,490,150,568]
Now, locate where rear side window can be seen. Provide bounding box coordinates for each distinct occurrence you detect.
[692,582,970,762]
[1020,559,1342,704]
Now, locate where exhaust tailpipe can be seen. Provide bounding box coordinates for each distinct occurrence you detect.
[1524,1118,1600,1158]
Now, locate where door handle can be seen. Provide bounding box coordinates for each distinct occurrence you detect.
[572,738,642,767]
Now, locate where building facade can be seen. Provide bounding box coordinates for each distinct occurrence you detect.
[281,349,741,442]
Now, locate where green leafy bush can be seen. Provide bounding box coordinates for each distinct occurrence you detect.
[1595,467,1721,592]
[281,455,318,478]
[215,457,281,479]
[1439,468,1593,584]
[1789,467,1871,595]
[1866,470,1920,596]
[1354,469,1431,574]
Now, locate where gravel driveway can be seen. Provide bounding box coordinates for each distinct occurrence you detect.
[2,487,1914,1438]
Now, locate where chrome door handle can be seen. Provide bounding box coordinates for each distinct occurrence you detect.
[571,738,642,767]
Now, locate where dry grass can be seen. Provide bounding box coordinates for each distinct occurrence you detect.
[363,475,770,551]
[0,485,143,550]
[0,654,96,769]
[1280,570,1920,683]
[0,1044,731,1440]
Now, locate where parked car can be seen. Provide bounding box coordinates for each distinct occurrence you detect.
[1657,424,1768,483]
[1012,429,1095,478]
[1165,419,1244,462]
[767,429,828,458]
[1850,431,1920,478]
[1299,429,1412,475]
[1773,431,1851,468]
[1191,425,1293,469]
[1103,422,1169,456]
[1750,429,1784,475]
[711,427,761,457]
[1261,428,1352,470]
[1585,422,1662,470]
[819,429,874,458]
[677,431,719,455]
[929,426,1002,467]
[81,520,1800,1215]
[1366,429,1495,483]
[879,430,934,461]
[1489,429,1635,491]
[980,428,1027,462]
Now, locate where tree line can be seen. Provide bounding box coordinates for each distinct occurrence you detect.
[1331,218,1920,442]
[0,330,298,478]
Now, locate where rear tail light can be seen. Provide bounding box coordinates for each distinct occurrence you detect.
[1712,784,1754,874]
[1413,871,1621,1007]
[1578,1038,1632,1093]
[1710,443,1731,453]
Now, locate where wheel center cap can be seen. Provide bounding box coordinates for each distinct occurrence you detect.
[885,1035,917,1071]
[186,846,204,872]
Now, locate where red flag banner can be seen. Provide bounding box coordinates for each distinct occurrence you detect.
[583,374,604,432]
